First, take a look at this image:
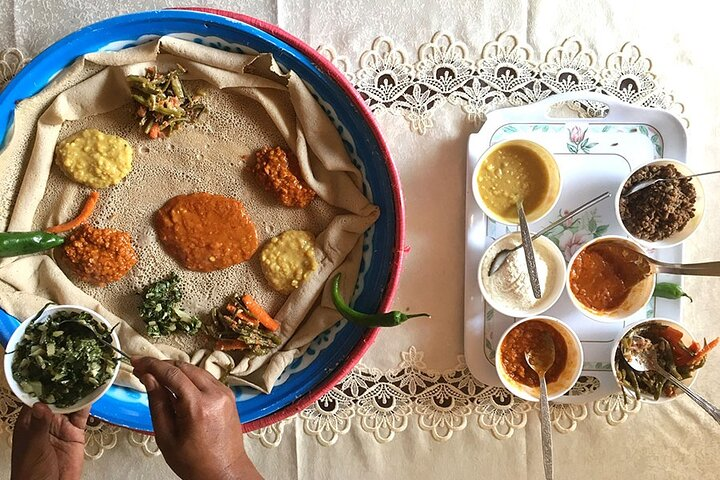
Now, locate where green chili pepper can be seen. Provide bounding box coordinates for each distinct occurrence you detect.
[653,282,692,302]
[331,273,430,327]
[0,231,65,258]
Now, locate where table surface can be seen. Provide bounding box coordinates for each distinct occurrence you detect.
[2,1,720,479]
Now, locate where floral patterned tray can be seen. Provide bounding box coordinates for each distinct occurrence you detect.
[463,91,688,404]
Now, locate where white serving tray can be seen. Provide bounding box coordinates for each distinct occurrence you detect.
[464,91,688,404]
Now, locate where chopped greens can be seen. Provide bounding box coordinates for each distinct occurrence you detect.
[127,64,206,139]
[11,310,119,408]
[140,273,201,337]
[211,294,281,356]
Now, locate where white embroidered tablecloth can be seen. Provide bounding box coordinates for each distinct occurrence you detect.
[2,1,720,479]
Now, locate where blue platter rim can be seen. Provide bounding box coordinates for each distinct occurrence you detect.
[0,10,398,432]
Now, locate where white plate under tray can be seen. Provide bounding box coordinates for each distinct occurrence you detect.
[464,91,688,404]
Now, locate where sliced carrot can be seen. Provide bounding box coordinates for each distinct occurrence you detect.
[690,337,719,365]
[659,326,684,344]
[215,339,248,352]
[148,123,161,139]
[46,191,99,234]
[677,337,719,367]
[235,311,260,327]
[673,350,694,367]
[241,294,280,332]
[224,302,259,326]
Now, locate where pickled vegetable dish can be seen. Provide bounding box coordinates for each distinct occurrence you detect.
[615,323,718,401]
[11,310,119,408]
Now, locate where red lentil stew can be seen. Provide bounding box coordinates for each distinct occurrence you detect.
[500,320,568,388]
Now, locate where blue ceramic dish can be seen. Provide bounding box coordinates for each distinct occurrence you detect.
[0,10,401,432]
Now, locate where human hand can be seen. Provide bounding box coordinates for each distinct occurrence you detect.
[132,357,262,480]
[11,403,89,480]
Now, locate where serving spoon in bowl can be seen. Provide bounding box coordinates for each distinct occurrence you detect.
[626,335,720,424]
[525,333,555,480]
[55,317,132,363]
[605,241,720,277]
[489,191,611,276]
[621,169,720,198]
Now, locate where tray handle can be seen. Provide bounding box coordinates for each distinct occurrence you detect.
[518,91,645,122]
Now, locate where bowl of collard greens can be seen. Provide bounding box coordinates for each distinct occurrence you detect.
[4,305,121,413]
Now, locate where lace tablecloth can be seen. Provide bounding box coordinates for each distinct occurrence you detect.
[2,1,720,479]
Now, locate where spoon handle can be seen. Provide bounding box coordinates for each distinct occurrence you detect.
[686,169,720,180]
[517,201,542,299]
[653,261,720,277]
[539,375,554,480]
[623,169,720,197]
[533,191,611,240]
[655,365,720,424]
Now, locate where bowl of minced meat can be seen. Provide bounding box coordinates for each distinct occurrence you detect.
[616,159,705,248]
[478,232,566,318]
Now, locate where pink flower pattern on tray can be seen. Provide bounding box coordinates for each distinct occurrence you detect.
[543,207,609,261]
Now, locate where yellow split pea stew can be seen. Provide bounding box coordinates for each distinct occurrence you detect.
[474,140,560,223]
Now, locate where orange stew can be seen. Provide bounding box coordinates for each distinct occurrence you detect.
[569,240,651,312]
[500,320,568,387]
[155,192,259,272]
[64,224,137,286]
[254,146,316,208]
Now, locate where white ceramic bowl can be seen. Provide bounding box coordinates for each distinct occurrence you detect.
[471,139,562,225]
[4,305,121,414]
[615,159,705,248]
[478,232,566,318]
[610,318,698,404]
[495,316,583,401]
[566,235,655,322]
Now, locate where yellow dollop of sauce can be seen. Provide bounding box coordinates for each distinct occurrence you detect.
[261,230,318,294]
[476,141,559,223]
[55,129,133,188]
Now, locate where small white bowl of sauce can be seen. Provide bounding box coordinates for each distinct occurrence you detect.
[566,236,655,322]
[495,316,583,402]
[472,139,562,225]
[478,232,566,318]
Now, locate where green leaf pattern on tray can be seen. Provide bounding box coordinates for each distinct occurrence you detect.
[583,361,612,371]
[542,207,609,262]
[491,123,663,158]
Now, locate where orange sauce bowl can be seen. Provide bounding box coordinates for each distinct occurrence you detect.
[495,316,583,401]
[565,235,655,322]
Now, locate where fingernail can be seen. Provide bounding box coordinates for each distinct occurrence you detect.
[141,374,158,392]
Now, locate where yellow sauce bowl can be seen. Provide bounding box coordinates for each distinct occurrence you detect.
[471,139,561,225]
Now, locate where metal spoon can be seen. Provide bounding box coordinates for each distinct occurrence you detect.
[525,332,556,480]
[56,318,132,363]
[489,191,611,275]
[517,200,541,299]
[607,241,720,277]
[626,335,720,423]
[621,169,720,198]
